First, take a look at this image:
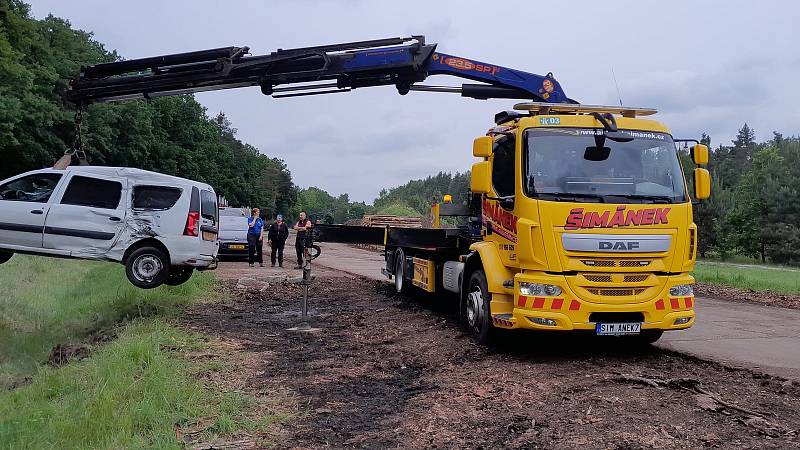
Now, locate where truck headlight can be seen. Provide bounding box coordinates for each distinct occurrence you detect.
[519,282,562,297]
[669,284,694,297]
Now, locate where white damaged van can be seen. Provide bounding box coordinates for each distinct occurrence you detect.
[0,166,219,289]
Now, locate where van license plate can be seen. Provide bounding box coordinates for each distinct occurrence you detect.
[229,244,245,250]
[596,323,641,335]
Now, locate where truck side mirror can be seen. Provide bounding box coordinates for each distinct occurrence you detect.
[471,161,492,194]
[691,144,709,165]
[694,168,711,200]
[473,136,493,158]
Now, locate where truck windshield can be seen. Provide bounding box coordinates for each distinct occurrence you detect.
[523,128,687,203]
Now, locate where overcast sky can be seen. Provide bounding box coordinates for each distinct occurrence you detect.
[30,0,800,203]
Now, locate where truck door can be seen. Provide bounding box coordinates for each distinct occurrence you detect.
[0,172,63,249]
[43,174,128,255]
[488,135,519,265]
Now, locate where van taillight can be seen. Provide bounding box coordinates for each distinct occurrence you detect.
[184,186,201,236]
[184,212,200,236]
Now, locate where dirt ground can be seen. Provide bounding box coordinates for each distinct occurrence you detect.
[181,267,800,449]
[695,282,800,311]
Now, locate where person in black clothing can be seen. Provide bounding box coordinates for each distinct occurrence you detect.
[293,211,313,269]
[267,214,289,267]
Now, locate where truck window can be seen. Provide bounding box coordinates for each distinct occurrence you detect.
[132,185,182,210]
[60,175,122,209]
[200,189,218,225]
[492,136,515,198]
[0,173,62,202]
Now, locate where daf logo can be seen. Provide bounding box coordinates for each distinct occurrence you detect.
[599,241,639,251]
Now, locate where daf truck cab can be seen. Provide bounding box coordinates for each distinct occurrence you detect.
[380,103,711,344]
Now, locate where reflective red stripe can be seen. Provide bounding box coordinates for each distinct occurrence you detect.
[655,299,665,310]
[532,297,545,308]
[551,298,564,310]
[569,299,581,311]
[670,298,680,309]
[685,297,693,308]
[517,295,527,307]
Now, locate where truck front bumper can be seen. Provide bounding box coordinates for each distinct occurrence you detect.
[491,273,696,332]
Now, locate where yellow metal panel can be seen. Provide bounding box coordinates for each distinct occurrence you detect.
[469,241,516,296]
[431,203,440,229]
[411,257,436,293]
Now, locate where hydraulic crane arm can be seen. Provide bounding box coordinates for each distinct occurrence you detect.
[64,36,575,105]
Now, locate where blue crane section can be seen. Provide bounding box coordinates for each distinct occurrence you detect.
[64,36,575,105]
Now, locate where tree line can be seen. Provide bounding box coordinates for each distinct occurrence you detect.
[0,0,296,218]
[692,125,800,265]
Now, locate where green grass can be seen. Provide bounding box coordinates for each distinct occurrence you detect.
[0,255,287,448]
[0,255,210,388]
[693,260,800,294]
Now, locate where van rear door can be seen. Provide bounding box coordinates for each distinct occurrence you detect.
[199,189,218,241]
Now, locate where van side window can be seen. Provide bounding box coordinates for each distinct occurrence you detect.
[133,185,182,210]
[492,136,516,198]
[200,190,218,225]
[61,176,122,209]
[0,173,62,202]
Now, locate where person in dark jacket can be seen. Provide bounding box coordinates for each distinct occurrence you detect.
[293,211,313,269]
[267,214,289,267]
[247,207,264,267]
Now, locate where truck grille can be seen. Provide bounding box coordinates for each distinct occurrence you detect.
[623,274,649,283]
[586,288,647,296]
[582,274,650,283]
[582,259,651,268]
[584,274,612,282]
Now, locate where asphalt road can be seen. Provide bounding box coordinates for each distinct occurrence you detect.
[313,242,800,381]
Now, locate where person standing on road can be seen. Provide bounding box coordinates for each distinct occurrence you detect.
[247,207,264,267]
[267,214,289,267]
[293,211,313,269]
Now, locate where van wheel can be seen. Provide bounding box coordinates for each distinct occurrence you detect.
[394,248,409,294]
[126,247,169,289]
[462,270,496,345]
[0,251,12,265]
[164,266,194,286]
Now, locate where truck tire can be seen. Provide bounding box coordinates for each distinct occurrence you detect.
[0,251,12,265]
[462,269,495,345]
[164,266,194,286]
[125,246,169,289]
[394,248,409,294]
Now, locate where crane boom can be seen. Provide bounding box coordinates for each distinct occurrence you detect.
[64,36,575,105]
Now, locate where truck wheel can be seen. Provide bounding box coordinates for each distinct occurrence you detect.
[0,251,12,265]
[462,270,495,345]
[164,266,194,286]
[125,246,169,289]
[394,248,410,294]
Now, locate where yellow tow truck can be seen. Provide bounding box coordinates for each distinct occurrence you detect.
[63,35,711,343]
[372,103,711,343]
